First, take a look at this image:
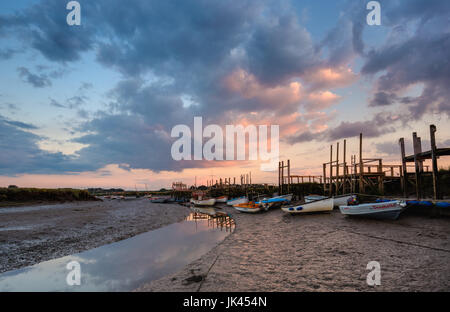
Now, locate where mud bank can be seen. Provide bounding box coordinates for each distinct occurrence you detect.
[137,207,450,292]
[0,199,190,273]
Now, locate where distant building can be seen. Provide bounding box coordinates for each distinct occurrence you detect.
[172,181,188,191]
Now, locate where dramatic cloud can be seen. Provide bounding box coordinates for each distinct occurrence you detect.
[0,115,93,175]
[359,0,450,118]
[0,0,449,175]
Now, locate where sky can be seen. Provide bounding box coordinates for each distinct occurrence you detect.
[0,0,449,190]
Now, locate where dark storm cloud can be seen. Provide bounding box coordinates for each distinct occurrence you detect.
[0,115,94,175]
[245,14,319,85]
[287,112,400,144]
[358,0,450,118]
[1,0,449,174]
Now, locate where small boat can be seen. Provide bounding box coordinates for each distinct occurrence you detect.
[150,197,168,203]
[257,197,289,209]
[305,195,328,203]
[215,196,228,203]
[227,196,249,206]
[282,197,334,214]
[191,198,216,206]
[272,194,293,202]
[339,200,406,220]
[332,195,353,207]
[191,207,217,216]
[233,202,264,213]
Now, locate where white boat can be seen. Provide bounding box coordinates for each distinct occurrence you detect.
[332,195,353,207]
[339,200,406,220]
[215,196,228,203]
[282,198,334,214]
[191,198,216,206]
[305,195,328,203]
[191,207,217,216]
[227,196,248,206]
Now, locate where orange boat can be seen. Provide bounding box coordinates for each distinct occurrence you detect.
[233,201,265,213]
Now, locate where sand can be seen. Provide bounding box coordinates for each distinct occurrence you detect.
[137,206,450,292]
[1,199,449,291]
[0,198,190,273]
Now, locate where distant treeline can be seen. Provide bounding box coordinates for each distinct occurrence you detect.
[0,188,98,205]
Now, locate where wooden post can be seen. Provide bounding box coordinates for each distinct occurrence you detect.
[430,125,440,200]
[287,160,290,194]
[329,145,333,196]
[281,161,284,195]
[343,139,347,195]
[412,132,422,199]
[378,159,384,194]
[336,142,340,195]
[417,137,423,172]
[359,133,364,194]
[399,138,407,198]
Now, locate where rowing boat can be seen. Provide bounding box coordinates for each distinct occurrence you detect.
[215,196,228,203]
[233,202,264,213]
[339,200,406,220]
[191,198,216,206]
[227,196,248,206]
[304,195,327,203]
[282,197,334,214]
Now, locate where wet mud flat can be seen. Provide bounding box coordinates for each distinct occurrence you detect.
[138,207,450,292]
[0,199,190,273]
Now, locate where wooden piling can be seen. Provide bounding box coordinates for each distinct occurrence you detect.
[412,132,422,199]
[399,138,407,197]
[430,125,440,200]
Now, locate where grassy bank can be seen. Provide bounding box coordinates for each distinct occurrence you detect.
[0,188,99,207]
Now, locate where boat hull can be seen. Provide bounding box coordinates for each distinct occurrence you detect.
[227,197,248,206]
[332,195,353,208]
[282,198,334,214]
[192,198,216,206]
[305,195,328,203]
[339,200,405,220]
[233,205,263,213]
[215,196,228,203]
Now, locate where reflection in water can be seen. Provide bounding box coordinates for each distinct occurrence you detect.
[0,212,234,292]
[187,209,235,233]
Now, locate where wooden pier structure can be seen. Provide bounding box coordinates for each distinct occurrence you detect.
[399,124,450,200]
[279,124,448,199]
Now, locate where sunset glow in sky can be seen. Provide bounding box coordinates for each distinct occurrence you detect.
[0,0,449,189]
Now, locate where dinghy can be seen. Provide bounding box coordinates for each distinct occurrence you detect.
[227,196,248,206]
[339,200,406,220]
[305,195,327,203]
[215,196,228,203]
[233,202,265,213]
[257,197,289,209]
[150,197,168,203]
[332,195,353,208]
[273,194,293,202]
[191,198,216,206]
[282,197,334,214]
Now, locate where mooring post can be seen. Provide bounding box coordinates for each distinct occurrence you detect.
[329,145,333,196]
[359,133,364,194]
[412,132,422,199]
[323,163,327,194]
[336,142,340,195]
[399,138,407,198]
[343,139,347,195]
[287,160,290,194]
[281,161,284,195]
[430,125,440,200]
